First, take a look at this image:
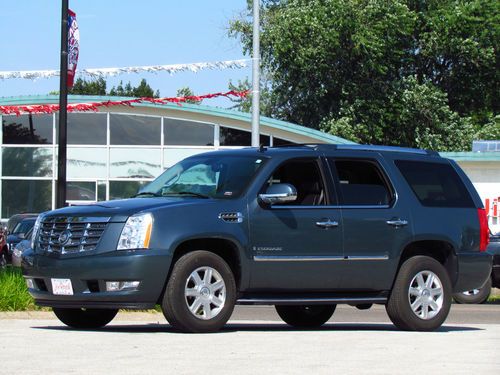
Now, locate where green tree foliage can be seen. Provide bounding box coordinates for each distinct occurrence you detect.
[230,0,499,151]
[109,79,160,98]
[69,77,107,95]
[65,77,160,98]
[176,87,202,104]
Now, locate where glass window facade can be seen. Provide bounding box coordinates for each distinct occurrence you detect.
[2,179,52,218]
[0,111,302,219]
[2,114,53,145]
[164,118,214,146]
[2,147,53,177]
[110,114,161,145]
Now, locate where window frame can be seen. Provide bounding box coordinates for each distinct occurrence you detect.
[259,157,333,208]
[326,157,396,209]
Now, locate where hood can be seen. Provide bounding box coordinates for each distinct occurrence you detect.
[42,197,211,222]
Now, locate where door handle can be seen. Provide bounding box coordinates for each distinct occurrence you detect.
[316,219,339,229]
[386,219,408,227]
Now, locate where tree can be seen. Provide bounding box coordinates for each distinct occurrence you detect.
[229,0,499,151]
[69,78,107,95]
[109,79,160,98]
[176,87,202,104]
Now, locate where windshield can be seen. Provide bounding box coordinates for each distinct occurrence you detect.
[12,220,35,235]
[138,154,267,199]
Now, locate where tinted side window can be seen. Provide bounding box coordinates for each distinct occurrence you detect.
[395,160,474,208]
[329,159,391,206]
[265,159,326,206]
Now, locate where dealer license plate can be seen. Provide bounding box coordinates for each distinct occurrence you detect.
[51,278,74,295]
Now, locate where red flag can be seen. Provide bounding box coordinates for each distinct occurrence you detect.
[67,9,79,88]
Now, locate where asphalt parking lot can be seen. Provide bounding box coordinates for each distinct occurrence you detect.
[1,304,499,374]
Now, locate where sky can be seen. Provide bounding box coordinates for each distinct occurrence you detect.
[0,0,251,107]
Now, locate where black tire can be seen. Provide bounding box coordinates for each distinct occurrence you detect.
[53,308,118,329]
[162,250,236,333]
[386,256,452,331]
[275,305,336,328]
[453,277,492,304]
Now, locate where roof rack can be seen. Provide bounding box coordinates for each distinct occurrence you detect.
[271,143,439,156]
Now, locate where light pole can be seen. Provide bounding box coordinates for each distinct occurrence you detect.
[251,0,260,147]
[57,0,69,208]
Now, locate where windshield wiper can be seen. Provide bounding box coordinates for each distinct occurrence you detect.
[133,191,162,198]
[164,191,210,199]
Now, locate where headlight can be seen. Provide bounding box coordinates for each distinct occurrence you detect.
[117,213,153,250]
[31,214,43,249]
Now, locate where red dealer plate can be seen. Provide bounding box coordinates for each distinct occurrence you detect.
[51,278,74,296]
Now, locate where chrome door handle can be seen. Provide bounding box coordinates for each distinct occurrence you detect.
[386,219,408,227]
[316,220,339,229]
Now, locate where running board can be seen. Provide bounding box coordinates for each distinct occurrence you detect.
[237,296,387,306]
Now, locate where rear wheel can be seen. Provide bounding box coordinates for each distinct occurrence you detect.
[386,256,451,331]
[453,277,492,304]
[53,308,118,329]
[162,251,236,333]
[275,305,336,328]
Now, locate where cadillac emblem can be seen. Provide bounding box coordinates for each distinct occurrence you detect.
[57,230,72,246]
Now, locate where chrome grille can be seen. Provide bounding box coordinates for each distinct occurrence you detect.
[37,217,109,254]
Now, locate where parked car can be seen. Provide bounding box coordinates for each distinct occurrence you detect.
[23,145,491,333]
[453,231,500,304]
[12,227,33,268]
[6,213,38,234]
[7,217,37,264]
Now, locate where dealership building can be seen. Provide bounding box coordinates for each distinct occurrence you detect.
[0,95,499,230]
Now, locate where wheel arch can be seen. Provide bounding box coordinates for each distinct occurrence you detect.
[397,240,458,287]
[157,236,244,304]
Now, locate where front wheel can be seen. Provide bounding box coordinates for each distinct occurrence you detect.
[162,251,236,333]
[453,277,492,304]
[53,308,118,329]
[386,256,451,331]
[275,305,336,328]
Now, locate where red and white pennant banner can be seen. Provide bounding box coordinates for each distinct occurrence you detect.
[0,90,249,116]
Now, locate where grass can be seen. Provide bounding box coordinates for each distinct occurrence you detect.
[0,267,39,311]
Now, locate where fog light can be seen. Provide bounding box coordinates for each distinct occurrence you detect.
[26,278,35,289]
[106,281,140,292]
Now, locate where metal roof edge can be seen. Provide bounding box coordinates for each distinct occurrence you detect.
[440,152,500,162]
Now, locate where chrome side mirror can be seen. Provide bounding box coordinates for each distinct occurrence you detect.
[259,183,297,205]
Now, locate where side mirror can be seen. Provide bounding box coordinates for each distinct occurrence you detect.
[18,233,25,239]
[259,183,297,205]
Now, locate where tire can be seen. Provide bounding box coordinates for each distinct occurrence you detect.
[162,250,236,333]
[53,308,118,329]
[386,256,451,331]
[275,305,336,328]
[453,277,492,304]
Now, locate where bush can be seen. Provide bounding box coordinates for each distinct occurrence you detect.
[0,267,37,311]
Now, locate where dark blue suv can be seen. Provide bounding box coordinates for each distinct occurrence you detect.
[22,145,492,332]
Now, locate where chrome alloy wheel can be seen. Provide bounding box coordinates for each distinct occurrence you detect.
[408,270,444,320]
[462,289,480,296]
[184,266,226,320]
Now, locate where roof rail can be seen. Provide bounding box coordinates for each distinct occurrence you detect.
[335,144,438,156]
[271,143,439,156]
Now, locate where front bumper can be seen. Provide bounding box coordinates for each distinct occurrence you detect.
[22,249,172,309]
[491,254,500,288]
[453,252,492,293]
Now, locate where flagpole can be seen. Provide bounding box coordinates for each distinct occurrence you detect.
[57,0,69,208]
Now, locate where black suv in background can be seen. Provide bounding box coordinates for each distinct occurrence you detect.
[23,145,492,333]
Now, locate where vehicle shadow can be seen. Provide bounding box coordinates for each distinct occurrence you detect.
[32,322,482,334]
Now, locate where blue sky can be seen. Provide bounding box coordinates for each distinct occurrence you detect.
[0,0,251,107]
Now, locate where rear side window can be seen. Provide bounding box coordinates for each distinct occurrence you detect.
[328,159,392,206]
[395,160,474,208]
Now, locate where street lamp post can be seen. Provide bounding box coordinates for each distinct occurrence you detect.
[251,0,260,147]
